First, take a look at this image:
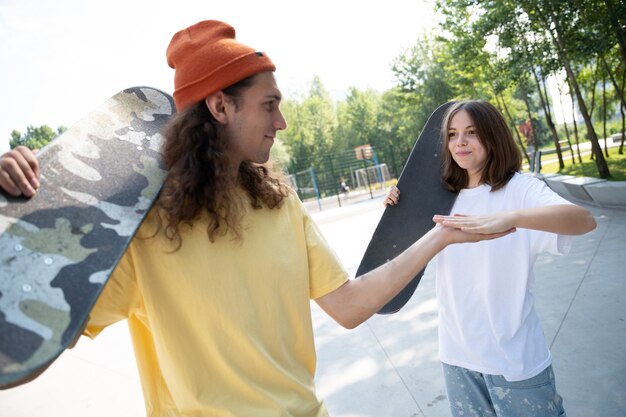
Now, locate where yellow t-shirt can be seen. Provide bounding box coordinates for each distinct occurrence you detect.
[85,191,349,417]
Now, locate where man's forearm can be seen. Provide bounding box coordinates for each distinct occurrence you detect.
[316,227,447,329]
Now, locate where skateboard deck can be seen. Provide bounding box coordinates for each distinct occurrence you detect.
[356,102,458,314]
[0,86,175,388]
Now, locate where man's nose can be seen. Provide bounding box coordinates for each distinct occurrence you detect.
[275,111,287,130]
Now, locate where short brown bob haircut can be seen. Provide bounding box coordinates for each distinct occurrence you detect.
[440,100,522,192]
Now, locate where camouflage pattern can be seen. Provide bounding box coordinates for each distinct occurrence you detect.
[0,87,175,387]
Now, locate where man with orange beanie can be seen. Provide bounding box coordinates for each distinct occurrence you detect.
[0,20,508,416]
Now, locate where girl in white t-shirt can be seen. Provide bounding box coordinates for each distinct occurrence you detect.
[385,100,596,417]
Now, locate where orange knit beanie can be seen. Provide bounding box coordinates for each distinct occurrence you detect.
[166,20,276,111]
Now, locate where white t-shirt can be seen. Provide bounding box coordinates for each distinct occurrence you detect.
[436,172,573,381]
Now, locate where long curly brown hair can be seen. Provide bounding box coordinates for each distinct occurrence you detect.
[155,76,290,250]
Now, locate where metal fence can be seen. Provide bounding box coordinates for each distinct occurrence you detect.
[287,145,403,210]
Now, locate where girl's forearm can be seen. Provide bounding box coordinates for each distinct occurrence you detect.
[512,204,596,235]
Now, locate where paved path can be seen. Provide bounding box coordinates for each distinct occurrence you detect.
[1,197,625,416]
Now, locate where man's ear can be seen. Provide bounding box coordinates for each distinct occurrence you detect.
[205,92,228,124]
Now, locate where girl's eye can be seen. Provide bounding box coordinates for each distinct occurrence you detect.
[265,101,277,111]
[467,129,476,136]
[448,131,457,139]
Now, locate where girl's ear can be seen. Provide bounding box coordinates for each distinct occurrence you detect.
[205,93,228,124]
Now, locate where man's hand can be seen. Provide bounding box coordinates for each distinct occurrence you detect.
[0,146,40,197]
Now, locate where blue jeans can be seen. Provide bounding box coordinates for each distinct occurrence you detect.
[442,363,566,417]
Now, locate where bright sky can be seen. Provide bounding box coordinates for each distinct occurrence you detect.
[0,0,439,153]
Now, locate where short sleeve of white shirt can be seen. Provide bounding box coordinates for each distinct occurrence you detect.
[512,173,575,256]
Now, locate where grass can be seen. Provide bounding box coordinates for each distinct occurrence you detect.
[538,149,626,181]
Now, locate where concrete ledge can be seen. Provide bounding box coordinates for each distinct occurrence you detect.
[562,177,607,202]
[542,174,577,198]
[582,181,626,207]
[539,173,626,209]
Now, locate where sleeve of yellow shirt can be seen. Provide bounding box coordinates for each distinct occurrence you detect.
[302,208,349,300]
[84,243,141,338]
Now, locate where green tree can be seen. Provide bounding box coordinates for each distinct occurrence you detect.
[388,33,456,168]
[437,0,571,168]
[375,88,419,175]
[10,125,66,150]
[602,0,626,66]
[518,0,611,177]
[436,0,614,177]
[334,87,380,150]
[392,35,456,116]
[280,76,337,172]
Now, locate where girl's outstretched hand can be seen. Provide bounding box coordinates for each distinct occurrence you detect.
[433,213,517,235]
[433,221,515,246]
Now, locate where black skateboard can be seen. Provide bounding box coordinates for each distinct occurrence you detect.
[0,86,175,388]
[356,102,457,314]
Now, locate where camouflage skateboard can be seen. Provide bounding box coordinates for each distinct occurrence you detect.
[0,86,175,388]
[356,102,458,314]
